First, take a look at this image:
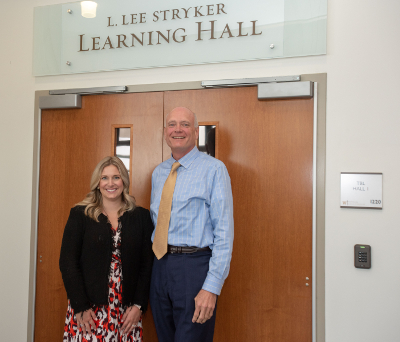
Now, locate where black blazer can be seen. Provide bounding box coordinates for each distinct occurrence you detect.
[59,205,154,314]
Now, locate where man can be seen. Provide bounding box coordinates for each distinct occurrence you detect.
[150,107,234,342]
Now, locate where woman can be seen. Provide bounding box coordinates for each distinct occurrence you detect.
[59,156,154,342]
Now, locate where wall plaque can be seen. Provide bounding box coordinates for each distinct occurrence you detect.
[340,173,383,209]
[33,0,327,76]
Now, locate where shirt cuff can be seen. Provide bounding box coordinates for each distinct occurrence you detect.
[202,274,224,295]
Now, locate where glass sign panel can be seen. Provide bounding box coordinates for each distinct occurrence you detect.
[33,0,326,76]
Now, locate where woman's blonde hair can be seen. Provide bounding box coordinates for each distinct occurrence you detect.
[76,156,136,221]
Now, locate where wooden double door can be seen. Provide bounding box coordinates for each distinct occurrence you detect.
[35,86,314,341]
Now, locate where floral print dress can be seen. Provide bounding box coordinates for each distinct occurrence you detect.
[63,223,143,342]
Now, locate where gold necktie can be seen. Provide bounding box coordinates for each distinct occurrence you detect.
[152,162,181,259]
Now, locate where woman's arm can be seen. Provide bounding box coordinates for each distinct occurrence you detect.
[132,208,154,313]
[59,207,91,314]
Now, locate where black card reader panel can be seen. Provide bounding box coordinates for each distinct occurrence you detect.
[354,244,371,269]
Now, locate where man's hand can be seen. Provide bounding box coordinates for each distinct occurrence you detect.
[192,289,217,324]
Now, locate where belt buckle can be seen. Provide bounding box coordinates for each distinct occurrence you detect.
[169,246,182,254]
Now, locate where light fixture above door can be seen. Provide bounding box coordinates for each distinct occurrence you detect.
[81,1,97,18]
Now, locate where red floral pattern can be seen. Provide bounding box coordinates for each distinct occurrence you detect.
[63,223,143,342]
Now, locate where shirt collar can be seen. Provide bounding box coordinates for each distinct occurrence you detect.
[170,146,200,169]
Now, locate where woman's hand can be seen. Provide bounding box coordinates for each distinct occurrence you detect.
[76,309,97,336]
[120,306,141,334]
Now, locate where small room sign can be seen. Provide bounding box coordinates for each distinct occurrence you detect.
[340,172,383,209]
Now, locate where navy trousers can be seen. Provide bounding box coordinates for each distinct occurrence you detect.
[149,250,217,342]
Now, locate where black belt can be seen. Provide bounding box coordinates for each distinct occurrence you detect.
[168,245,211,254]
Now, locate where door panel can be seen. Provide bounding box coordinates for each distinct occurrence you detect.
[164,87,313,341]
[35,86,313,342]
[35,92,163,342]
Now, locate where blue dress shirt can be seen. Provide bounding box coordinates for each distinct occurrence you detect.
[150,146,234,295]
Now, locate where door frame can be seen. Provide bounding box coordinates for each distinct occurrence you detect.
[27,73,327,342]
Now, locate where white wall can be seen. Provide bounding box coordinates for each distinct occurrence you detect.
[325,1,400,341]
[1,1,399,341]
